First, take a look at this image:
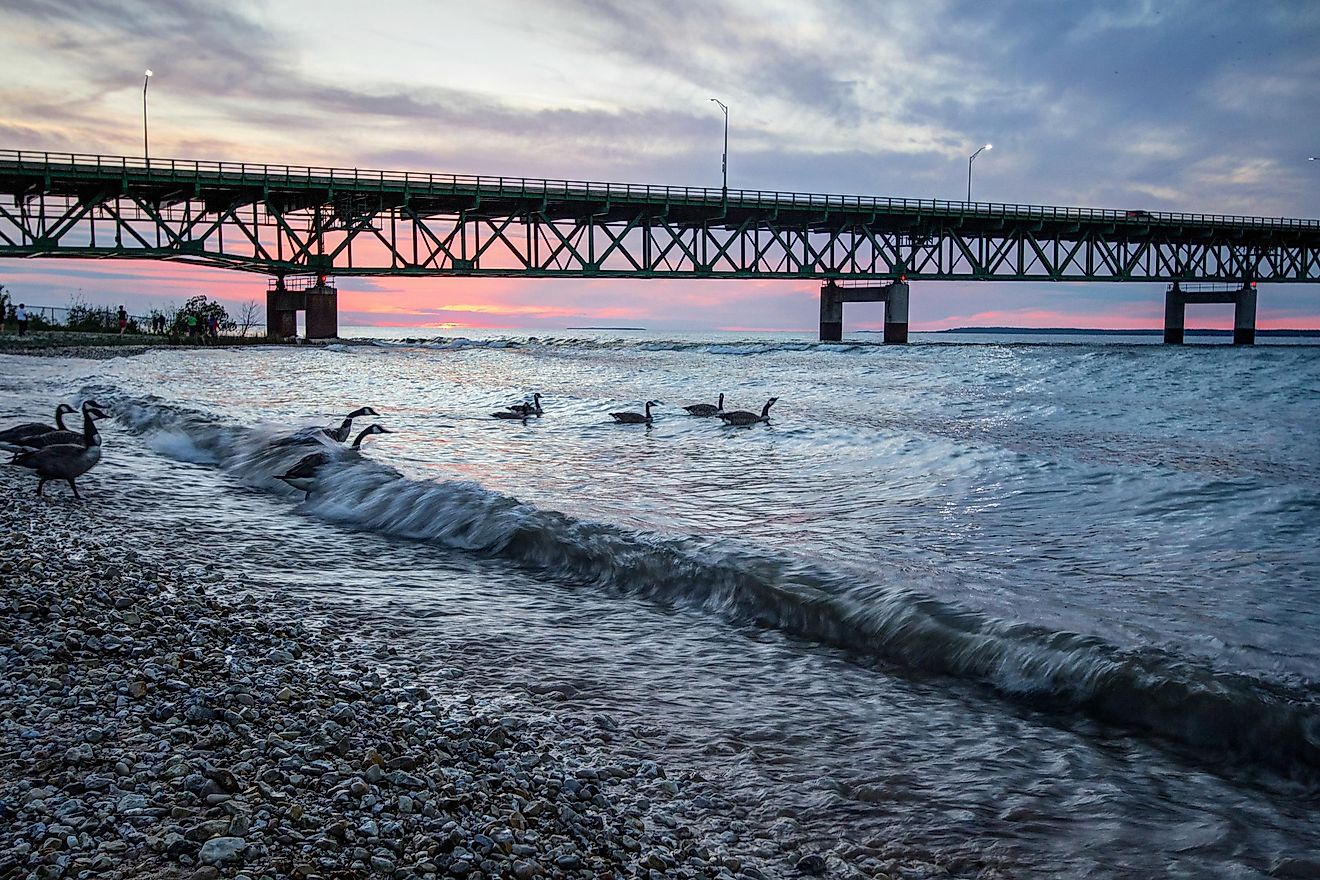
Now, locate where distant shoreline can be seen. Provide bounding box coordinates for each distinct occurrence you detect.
[564,326,648,330]
[925,327,1320,337]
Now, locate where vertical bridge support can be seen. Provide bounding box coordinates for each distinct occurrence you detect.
[266,277,339,340]
[820,280,910,343]
[1164,282,1256,345]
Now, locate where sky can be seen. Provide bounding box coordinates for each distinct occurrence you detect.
[1,0,1318,332]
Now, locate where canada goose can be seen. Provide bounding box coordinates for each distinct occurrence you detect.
[276,423,391,498]
[0,403,77,449]
[274,406,380,446]
[9,406,107,498]
[491,410,528,421]
[506,393,543,417]
[610,401,657,424]
[683,393,724,417]
[719,397,778,426]
[10,402,108,450]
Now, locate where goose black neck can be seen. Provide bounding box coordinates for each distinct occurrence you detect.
[350,427,375,448]
[81,410,99,445]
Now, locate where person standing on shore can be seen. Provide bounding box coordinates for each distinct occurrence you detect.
[186,313,199,338]
[117,306,128,335]
[15,303,28,337]
[207,313,219,340]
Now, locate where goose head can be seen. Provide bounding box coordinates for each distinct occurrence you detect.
[350,423,392,448]
[346,406,380,419]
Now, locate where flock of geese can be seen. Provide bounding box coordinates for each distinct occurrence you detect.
[0,392,781,500]
[0,400,108,499]
[496,392,780,427]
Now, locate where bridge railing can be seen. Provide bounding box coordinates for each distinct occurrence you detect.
[3,149,1317,231]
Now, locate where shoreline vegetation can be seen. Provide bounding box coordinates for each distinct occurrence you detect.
[1,465,856,880]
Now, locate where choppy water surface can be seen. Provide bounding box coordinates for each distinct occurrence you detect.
[4,331,1319,878]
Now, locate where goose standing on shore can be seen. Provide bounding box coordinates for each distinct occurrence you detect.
[718,397,779,426]
[683,393,724,417]
[8,405,108,499]
[610,401,658,424]
[6,400,108,451]
[276,423,391,499]
[0,403,77,450]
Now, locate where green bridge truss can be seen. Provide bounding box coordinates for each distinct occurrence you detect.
[1,150,1318,283]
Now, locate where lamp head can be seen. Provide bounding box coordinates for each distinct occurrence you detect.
[145,69,153,77]
[984,143,993,150]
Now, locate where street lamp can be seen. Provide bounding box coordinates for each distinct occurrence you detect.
[143,69,153,164]
[709,98,728,197]
[967,143,992,201]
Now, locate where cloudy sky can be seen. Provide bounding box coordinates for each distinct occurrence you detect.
[1,0,1318,331]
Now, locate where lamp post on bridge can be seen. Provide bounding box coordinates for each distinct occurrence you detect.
[143,69,153,164]
[709,98,728,200]
[967,142,992,202]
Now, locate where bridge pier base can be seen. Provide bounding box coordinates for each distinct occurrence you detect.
[266,278,338,340]
[1163,282,1256,346]
[820,280,910,343]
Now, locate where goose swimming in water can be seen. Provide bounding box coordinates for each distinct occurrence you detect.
[506,392,543,417]
[718,397,778,426]
[610,401,657,424]
[0,403,77,450]
[276,423,391,499]
[274,406,380,446]
[683,393,724,417]
[9,405,108,499]
[8,401,108,451]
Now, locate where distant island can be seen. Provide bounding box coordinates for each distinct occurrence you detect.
[564,326,648,330]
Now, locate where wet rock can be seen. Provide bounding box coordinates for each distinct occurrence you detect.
[796,853,828,875]
[198,836,246,865]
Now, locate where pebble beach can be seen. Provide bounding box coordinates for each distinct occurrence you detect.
[0,462,816,880]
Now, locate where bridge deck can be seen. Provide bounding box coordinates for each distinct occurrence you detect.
[2,150,1316,241]
[1,150,1317,281]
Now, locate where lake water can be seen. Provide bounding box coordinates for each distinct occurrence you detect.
[3,329,1318,878]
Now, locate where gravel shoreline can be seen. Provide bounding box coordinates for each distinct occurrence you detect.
[0,466,807,880]
[0,332,317,360]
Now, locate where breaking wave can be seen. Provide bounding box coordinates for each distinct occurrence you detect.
[97,386,1320,778]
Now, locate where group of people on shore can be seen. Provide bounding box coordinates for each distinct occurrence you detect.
[2,302,221,340]
[136,310,220,339]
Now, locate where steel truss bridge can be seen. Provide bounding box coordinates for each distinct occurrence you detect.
[2,149,1318,282]
[1,150,1317,342]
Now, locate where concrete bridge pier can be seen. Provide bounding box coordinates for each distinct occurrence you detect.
[266,277,338,340]
[820,280,910,343]
[1163,282,1256,345]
